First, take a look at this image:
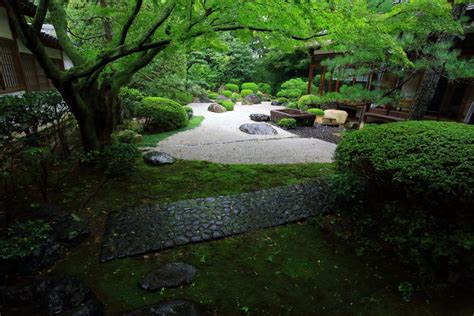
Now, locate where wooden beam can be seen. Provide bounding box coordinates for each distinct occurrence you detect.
[328,71,333,92]
[335,78,340,92]
[307,62,315,94]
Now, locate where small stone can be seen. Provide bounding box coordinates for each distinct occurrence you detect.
[139,263,197,291]
[143,151,176,166]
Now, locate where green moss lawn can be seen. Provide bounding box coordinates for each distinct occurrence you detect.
[41,158,473,315]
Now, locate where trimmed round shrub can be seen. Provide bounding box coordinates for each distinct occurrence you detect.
[225,83,239,92]
[119,87,145,119]
[174,91,194,105]
[298,94,319,110]
[256,91,264,99]
[332,121,474,285]
[183,105,193,119]
[136,97,188,133]
[119,120,144,133]
[277,97,288,104]
[241,89,253,98]
[222,90,233,98]
[258,83,272,94]
[208,92,218,100]
[112,130,141,144]
[99,143,141,176]
[307,108,325,116]
[220,100,235,111]
[277,118,297,129]
[241,82,259,93]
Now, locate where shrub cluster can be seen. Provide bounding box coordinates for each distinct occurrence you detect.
[298,94,319,110]
[331,121,474,286]
[276,78,307,100]
[112,129,141,144]
[119,87,145,119]
[277,118,297,129]
[241,82,259,93]
[258,83,272,94]
[136,97,188,133]
[183,105,193,119]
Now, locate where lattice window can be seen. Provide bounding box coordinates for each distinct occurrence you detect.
[0,39,25,93]
[20,53,40,91]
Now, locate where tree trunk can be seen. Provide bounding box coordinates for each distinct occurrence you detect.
[56,81,118,151]
[408,3,466,120]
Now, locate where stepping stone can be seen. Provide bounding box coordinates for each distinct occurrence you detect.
[143,151,176,166]
[207,103,227,113]
[239,123,277,135]
[250,114,270,122]
[139,262,197,291]
[123,300,201,316]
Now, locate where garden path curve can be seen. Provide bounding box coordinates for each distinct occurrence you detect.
[100,180,328,262]
[153,102,337,164]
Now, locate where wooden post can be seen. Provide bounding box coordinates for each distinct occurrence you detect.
[328,71,333,92]
[335,79,340,92]
[352,76,356,86]
[307,62,315,94]
[318,65,326,96]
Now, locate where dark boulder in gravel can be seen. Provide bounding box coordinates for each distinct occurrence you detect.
[143,152,176,166]
[139,262,197,291]
[250,114,270,122]
[242,94,261,105]
[239,123,277,135]
[123,300,201,316]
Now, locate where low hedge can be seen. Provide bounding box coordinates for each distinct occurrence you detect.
[241,82,259,93]
[331,121,474,286]
[136,97,188,132]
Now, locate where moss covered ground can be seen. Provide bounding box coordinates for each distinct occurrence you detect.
[139,115,204,147]
[44,158,473,315]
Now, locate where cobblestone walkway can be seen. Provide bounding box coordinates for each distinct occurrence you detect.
[100,180,328,262]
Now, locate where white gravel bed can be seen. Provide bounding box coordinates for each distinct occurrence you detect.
[153,102,337,164]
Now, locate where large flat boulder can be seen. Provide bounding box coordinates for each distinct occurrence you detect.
[139,262,197,291]
[239,123,277,135]
[323,109,349,124]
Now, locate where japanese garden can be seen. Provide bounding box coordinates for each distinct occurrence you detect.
[0,0,473,315]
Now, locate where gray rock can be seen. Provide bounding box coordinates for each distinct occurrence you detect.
[143,152,176,166]
[207,103,227,113]
[239,123,277,135]
[249,114,270,122]
[52,214,89,243]
[123,300,201,316]
[18,239,65,274]
[242,94,261,105]
[139,262,197,291]
[216,95,229,101]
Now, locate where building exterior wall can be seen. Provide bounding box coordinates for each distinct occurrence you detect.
[0,7,12,40]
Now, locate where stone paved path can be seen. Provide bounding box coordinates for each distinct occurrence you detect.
[100,180,328,262]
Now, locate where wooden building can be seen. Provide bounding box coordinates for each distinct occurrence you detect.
[307,7,474,124]
[0,0,72,96]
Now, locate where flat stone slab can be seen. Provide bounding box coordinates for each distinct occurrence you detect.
[123,300,201,316]
[139,262,197,291]
[143,151,176,166]
[100,181,328,262]
[239,123,277,135]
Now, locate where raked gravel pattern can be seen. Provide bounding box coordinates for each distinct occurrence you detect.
[100,180,328,262]
[153,102,337,164]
